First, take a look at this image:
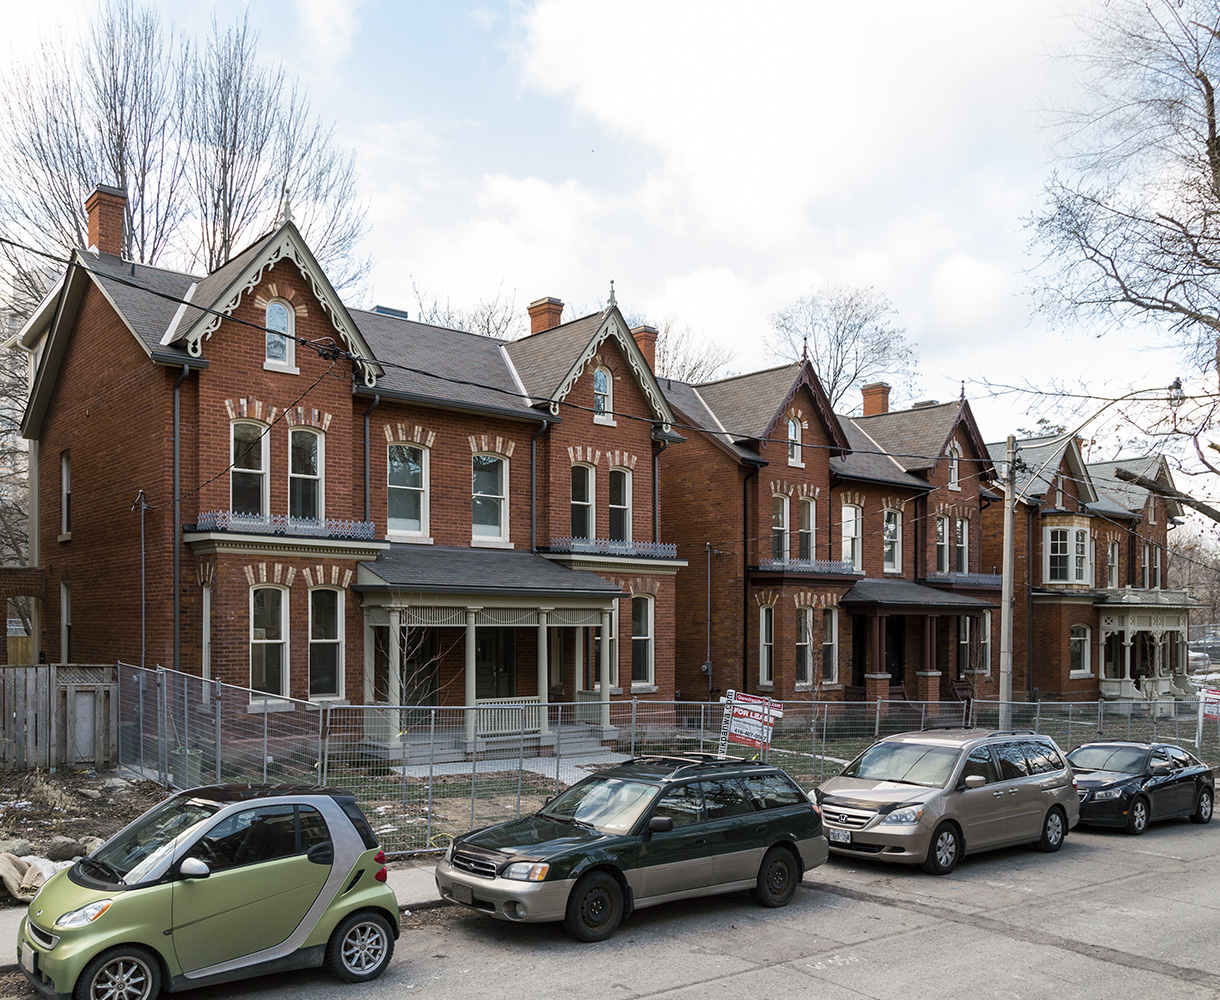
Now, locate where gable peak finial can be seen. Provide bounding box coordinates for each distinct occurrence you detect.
[802,334,808,363]
[608,279,616,308]
[278,190,293,226]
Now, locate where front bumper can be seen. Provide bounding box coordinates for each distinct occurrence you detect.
[435,859,575,922]
[1076,790,1132,827]
[17,916,72,1000]
[821,820,931,864]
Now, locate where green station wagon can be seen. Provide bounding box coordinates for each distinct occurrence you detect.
[17,785,400,1000]
[434,754,829,941]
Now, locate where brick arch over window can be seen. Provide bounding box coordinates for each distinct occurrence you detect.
[253,284,309,320]
[224,397,280,424]
[0,568,46,603]
[284,406,333,430]
[383,423,437,448]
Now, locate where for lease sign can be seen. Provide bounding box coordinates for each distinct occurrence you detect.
[1203,688,1220,722]
[717,689,783,753]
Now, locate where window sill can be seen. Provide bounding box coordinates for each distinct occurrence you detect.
[1069,672,1094,680]
[263,361,300,375]
[631,684,658,694]
[58,532,71,543]
[794,683,812,692]
[247,698,295,714]
[820,683,843,691]
[583,686,623,696]
[471,538,514,549]
[593,415,617,427]
[947,485,961,492]
[787,460,805,469]
[388,532,434,545]
[757,682,774,692]
[884,568,902,575]
[307,698,348,710]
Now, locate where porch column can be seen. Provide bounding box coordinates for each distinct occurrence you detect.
[575,626,584,691]
[388,608,402,707]
[362,617,375,705]
[465,608,479,742]
[599,609,612,730]
[537,609,550,735]
[865,613,891,711]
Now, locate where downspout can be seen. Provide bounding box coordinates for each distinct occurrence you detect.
[653,438,669,544]
[172,364,190,673]
[1026,504,1035,700]
[530,420,549,552]
[362,395,380,522]
[742,463,760,692]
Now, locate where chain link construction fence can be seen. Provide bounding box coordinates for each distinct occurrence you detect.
[116,664,1220,855]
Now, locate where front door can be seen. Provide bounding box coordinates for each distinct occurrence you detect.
[475,627,516,698]
[885,616,905,682]
[851,616,868,688]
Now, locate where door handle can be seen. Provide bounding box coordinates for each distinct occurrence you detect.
[1008,788,1019,794]
[992,790,1004,798]
[756,824,768,833]
[694,837,707,845]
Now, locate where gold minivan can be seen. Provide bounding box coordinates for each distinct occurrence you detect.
[815,729,1080,874]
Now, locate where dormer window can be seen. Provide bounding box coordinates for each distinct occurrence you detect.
[265,300,297,372]
[593,367,614,425]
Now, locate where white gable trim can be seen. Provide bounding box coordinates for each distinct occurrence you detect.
[160,281,198,345]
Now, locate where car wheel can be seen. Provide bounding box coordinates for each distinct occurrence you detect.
[1191,787,1214,825]
[752,846,799,908]
[325,911,395,983]
[1035,807,1066,853]
[563,871,623,943]
[1125,796,1150,835]
[921,822,961,875]
[73,946,161,1000]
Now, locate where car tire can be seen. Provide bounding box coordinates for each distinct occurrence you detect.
[73,946,161,1000]
[1034,807,1066,853]
[921,822,961,875]
[1125,796,1150,835]
[752,846,799,908]
[325,910,395,983]
[563,871,624,942]
[1191,787,1214,825]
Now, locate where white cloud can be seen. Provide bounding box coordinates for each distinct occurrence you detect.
[293,0,364,71]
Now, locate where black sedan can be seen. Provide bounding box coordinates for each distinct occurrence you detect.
[1067,741,1214,835]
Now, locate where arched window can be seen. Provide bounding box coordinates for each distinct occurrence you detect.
[265,300,296,370]
[388,444,428,537]
[1070,624,1091,677]
[760,605,774,685]
[947,443,961,490]
[821,608,838,684]
[472,453,509,543]
[772,495,790,562]
[593,367,614,424]
[841,503,862,571]
[231,421,267,517]
[250,586,287,697]
[289,428,323,521]
[309,588,343,699]
[955,518,969,574]
[795,607,813,686]
[798,498,815,561]
[609,468,631,541]
[571,464,594,539]
[883,509,902,572]
[631,595,653,686]
[936,515,949,573]
[787,418,802,466]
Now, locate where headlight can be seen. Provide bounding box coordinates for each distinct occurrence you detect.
[444,840,455,862]
[879,806,925,826]
[1093,788,1123,801]
[502,862,550,882]
[57,899,112,928]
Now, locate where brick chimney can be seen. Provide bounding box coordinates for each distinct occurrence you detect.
[631,324,658,370]
[85,183,127,257]
[861,382,891,416]
[527,296,564,335]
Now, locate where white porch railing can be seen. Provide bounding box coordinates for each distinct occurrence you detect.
[476,697,541,735]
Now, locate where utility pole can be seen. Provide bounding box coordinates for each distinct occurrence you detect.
[999,435,1016,729]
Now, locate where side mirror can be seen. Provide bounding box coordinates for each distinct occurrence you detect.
[648,815,674,834]
[179,857,210,879]
[963,774,986,789]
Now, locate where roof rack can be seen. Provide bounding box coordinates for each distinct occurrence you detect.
[629,753,763,778]
[986,730,1039,737]
[919,724,977,732]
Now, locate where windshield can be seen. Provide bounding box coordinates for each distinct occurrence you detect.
[89,795,217,884]
[538,776,660,834]
[841,742,962,788]
[1067,746,1148,774]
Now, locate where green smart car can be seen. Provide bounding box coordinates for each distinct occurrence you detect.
[435,754,829,941]
[17,784,400,1000]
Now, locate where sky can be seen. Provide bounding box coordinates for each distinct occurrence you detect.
[1,0,1194,444]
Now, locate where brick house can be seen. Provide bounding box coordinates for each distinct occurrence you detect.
[980,437,1193,703]
[659,367,998,704]
[14,185,686,735]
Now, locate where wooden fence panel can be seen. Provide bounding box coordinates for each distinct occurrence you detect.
[0,665,117,770]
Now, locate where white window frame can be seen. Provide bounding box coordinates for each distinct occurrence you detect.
[60,582,71,662]
[202,582,212,691]
[571,463,595,540]
[883,508,902,574]
[760,605,774,687]
[592,366,615,425]
[250,585,289,699]
[308,587,344,701]
[1047,527,1069,582]
[1045,526,1090,584]
[264,299,298,374]
[1153,545,1162,588]
[787,417,803,467]
[288,428,324,522]
[795,606,813,688]
[772,494,790,562]
[1142,542,1150,588]
[1069,623,1092,678]
[980,610,992,676]
[609,467,631,542]
[798,498,815,561]
[472,453,511,546]
[60,450,71,538]
[955,518,969,574]
[1107,540,1119,589]
[630,595,654,688]
[936,515,949,573]
[821,607,839,684]
[388,443,430,540]
[593,606,621,689]
[1075,528,1092,585]
[957,616,971,678]
[947,443,961,490]
[842,503,862,571]
[231,421,268,517]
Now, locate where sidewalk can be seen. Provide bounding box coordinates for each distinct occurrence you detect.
[0,857,446,972]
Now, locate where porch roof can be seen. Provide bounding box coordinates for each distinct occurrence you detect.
[840,577,996,613]
[354,544,625,600]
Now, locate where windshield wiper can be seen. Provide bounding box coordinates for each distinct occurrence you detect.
[80,856,126,884]
[570,818,598,831]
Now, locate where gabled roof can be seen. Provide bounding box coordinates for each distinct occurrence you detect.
[503,307,678,430]
[986,434,1098,506]
[659,376,761,463]
[830,416,932,490]
[853,398,994,480]
[1087,456,1184,520]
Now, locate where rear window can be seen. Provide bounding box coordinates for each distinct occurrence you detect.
[994,742,1030,779]
[741,772,808,809]
[340,799,379,850]
[1021,741,1064,774]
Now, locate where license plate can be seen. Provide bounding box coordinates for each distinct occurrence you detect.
[19,945,36,975]
[452,882,473,905]
[827,828,852,844]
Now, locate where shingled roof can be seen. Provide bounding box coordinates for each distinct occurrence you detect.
[1087,456,1183,519]
[503,312,605,403]
[830,416,931,490]
[694,364,806,442]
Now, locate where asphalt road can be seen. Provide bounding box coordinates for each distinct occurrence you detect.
[189,820,1217,1000]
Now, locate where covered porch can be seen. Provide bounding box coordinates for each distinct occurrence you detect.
[1098,590,1197,705]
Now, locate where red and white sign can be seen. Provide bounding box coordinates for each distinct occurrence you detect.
[1202,688,1220,722]
[717,689,783,753]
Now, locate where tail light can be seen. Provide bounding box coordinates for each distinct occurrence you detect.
[374,850,386,865]
[375,867,388,882]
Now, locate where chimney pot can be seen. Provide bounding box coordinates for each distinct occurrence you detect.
[631,324,658,370]
[527,296,564,335]
[861,381,891,416]
[85,183,127,257]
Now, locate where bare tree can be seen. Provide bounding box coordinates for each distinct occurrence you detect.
[766,283,918,409]
[1033,0,1220,371]
[650,315,733,383]
[410,278,526,339]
